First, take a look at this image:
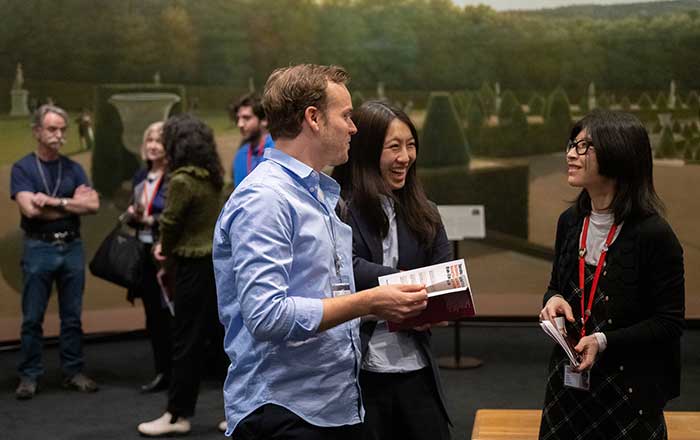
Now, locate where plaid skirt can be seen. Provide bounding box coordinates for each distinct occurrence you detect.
[539,350,667,440]
[539,270,667,440]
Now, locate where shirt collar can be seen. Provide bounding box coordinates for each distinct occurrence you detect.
[264,148,340,205]
[263,133,275,148]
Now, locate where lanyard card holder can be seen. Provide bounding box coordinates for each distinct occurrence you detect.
[564,364,590,391]
[331,274,351,297]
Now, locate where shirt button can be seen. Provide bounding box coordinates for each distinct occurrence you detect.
[619,365,624,371]
[608,319,613,324]
[639,410,644,415]
[605,296,609,302]
[603,270,607,276]
[628,387,633,394]
[309,186,316,192]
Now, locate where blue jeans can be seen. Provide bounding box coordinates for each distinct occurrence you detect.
[19,238,85,380]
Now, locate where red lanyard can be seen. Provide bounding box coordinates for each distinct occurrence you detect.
[246,137,266,174]
[578,215,617,337]
[141,174,163,216]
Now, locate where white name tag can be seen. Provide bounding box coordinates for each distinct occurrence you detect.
[564,365,590,391]
[331,275,352,297]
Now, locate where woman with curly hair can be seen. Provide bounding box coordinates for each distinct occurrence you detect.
[137,114,226,437]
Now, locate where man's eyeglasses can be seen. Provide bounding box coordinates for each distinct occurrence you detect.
[566,138,594,155]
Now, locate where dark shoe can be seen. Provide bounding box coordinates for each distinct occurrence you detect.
[140,373,169,393]
[63,373,98,393]
[15,377,38,400]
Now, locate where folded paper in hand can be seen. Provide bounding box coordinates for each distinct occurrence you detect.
[378,259,476,331]
[540,317,581,367]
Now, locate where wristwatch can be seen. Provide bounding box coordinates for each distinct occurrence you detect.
[59,198,68,209]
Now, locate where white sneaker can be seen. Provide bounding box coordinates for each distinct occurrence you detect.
[137,411,191,437]
[217,420,227,433]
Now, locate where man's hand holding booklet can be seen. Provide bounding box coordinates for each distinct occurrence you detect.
[378,259,476,331]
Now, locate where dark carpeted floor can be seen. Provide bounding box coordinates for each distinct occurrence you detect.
[1,323,698,439]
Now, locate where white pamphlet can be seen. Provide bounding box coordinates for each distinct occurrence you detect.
[540,317,580,367]
[378,259,471,298]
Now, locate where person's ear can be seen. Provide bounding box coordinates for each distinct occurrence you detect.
[304,106,322,133]
[261,118,268,130]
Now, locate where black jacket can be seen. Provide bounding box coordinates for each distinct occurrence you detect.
[344,200,453,425]
[544,207,685,413]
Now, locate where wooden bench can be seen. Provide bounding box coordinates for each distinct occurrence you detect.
[471,409,700,440]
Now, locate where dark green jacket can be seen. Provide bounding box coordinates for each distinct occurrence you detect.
[159,166,222,258]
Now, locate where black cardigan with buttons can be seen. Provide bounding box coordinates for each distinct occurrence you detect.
[544,206,685,413]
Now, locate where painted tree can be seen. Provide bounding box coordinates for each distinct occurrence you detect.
[420,92,470,168]
[497,90,528,155]
[479,81,496,116]
[655,91,668,111]
[545,87,572,145]
[466,96,485,150]
[686,91,700,110]
[620,96,632,111]
[528,93,546,116]
[160,4,199,81]
[656,126,675,158]
[638,93,654,111]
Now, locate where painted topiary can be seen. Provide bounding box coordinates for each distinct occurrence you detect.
[656,126,675,158]
[620,96,632,111]
[528,93,546,116]
[638,93,653,111]
[655,92,668,111]
[544,87,572,145]
[420,92,470,168]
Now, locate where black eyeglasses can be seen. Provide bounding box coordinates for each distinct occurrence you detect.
[566,138,594,155]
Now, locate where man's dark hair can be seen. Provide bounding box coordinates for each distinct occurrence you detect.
[332,101,441,245]
[162,113,224,191]
[570,109,664,223]
[233,93,265,120]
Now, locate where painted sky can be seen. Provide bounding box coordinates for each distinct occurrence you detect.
[452,0,672,11]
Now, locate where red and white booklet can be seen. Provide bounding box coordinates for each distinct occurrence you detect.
[378,259,476,332]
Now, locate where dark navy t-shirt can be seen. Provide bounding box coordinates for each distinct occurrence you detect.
[10,152,90,233]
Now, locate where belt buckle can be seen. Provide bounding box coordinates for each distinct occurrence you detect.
[53,231,68,245]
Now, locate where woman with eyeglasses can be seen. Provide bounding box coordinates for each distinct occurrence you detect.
[538,109,684,439]
[332,101,452,440]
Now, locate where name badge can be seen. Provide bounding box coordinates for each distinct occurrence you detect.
[331,274,352,297]
[564,365,590,391]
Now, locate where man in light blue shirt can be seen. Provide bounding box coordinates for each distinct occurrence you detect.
[214,64,428,439]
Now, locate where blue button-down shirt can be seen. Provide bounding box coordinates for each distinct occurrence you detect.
[232,133,275,188]
[214,148,363,434]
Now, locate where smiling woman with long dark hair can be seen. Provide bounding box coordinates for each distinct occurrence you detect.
[538,109,684,440]
[333,101,452,440]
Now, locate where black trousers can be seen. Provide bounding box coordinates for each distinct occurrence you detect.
[234,404,363,440]
[359,368,451,440]
[166,255,224,418]
[135,249,172,377]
